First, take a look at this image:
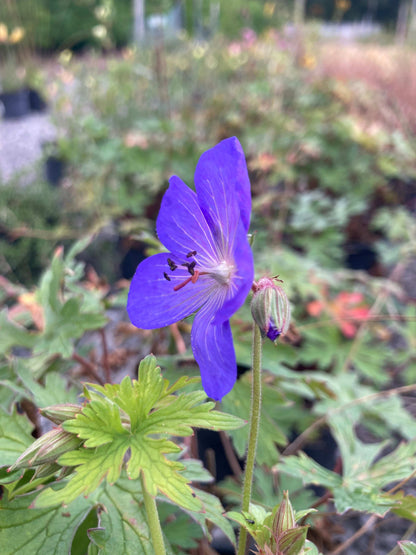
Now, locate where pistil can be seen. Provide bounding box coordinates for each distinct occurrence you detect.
[173,269,203,291]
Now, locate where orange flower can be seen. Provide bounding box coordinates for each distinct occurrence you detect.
[307,291,370,338]
[250,152,278,172]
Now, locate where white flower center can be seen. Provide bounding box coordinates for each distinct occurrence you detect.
[165,251,235,292]
[206,259,235,286]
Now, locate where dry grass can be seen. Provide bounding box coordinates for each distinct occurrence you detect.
[317,42,416,135]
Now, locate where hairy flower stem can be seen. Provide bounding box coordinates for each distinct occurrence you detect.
[237,323,263,555]
[141,476,166,555]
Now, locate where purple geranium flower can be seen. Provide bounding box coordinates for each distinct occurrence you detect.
[127,137,254,400]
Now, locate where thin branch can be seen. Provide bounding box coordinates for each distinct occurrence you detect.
[99,329,111,383]
[170,323,186,354]
[219,431,242,479]
[330,514,378,555]
[387,469,416,495]
[72,352,105,385]
[297,313,416,331]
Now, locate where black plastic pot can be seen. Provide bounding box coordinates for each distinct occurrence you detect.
[28,88,47,112]
[344,242,377,272]
[45,155,65,187]
[0,88,30,119]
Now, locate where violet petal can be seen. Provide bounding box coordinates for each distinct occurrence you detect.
[195,137,252,250]
[156,176,218,265]
[191,304,237,400]
[127,253,211,329]
[213,218,254,324]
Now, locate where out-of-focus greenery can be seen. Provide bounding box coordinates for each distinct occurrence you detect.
[41,33,415,273]
[0,181,61,284]
[0,0,402,55]
[0,0,132,52]
[1,31,416,553]
[0,0,289,53]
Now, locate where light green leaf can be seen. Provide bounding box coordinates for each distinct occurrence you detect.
[280,413,416,516]
[32,247,107,358]
[34,439,129,508]
[0,488,93,555]
[162,511,202,550]
[190,488,236,546]
[392,494,416,522]
[0,311,36,355]
[304,539,323,554]
[64,398,128,447]
[332,485,394,515]
[329,411,387,480]
[15,365,79,407]
[65,234,94,262]
[399,541,416,555]
[180,457,214,484]
[0,408,34,467]
[33,356,242,514]
[279,452,342,490]
[87,478,155,555]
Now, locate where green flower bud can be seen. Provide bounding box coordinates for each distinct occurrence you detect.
[9,427,82,471]
[32,462,62,479]
[40,403,82,424]
[273,490,296,537]
[279,526,308,555]
[251,277,291,342]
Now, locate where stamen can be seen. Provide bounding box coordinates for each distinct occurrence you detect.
[188,260,196,274]
[167,258,177,271]
[163,272,171,281]
[186,250,197,258]
[182,261,196,276]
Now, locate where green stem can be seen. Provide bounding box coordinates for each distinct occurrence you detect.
[141,475,166,555]
[237,323,263,555]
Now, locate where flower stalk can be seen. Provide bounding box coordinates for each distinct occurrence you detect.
[237,322,263,555]
[141,475,167,555]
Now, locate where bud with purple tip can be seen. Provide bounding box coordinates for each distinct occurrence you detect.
[251,277,291,342]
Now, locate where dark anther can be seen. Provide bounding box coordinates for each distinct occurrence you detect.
[186,250,197,258]
[182,261,196,276]
[163,272,171,281]
[167,258,177,271]
[188,260,196,275]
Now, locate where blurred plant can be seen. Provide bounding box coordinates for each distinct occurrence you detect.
[0,238,108,401]
[0,181,61,284]
[0,20,27,92]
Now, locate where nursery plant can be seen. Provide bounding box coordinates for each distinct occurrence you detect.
[1,132,416,554]
[1,28,416,554]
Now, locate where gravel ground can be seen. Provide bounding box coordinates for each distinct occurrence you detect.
[0,112,55,183]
